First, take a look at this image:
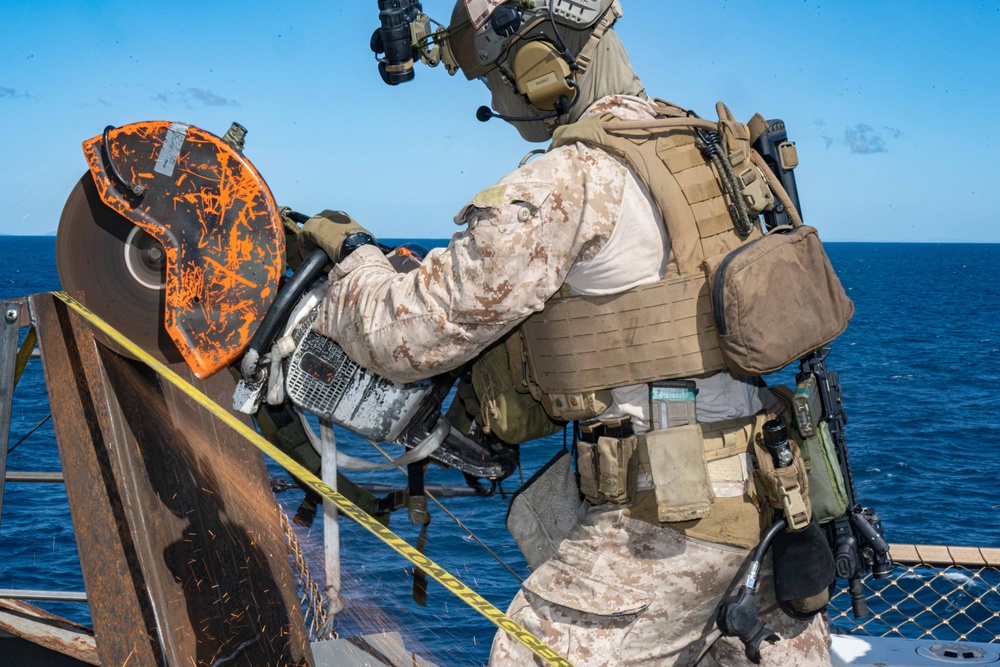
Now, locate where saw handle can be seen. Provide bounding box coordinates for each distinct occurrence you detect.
[101,125,147,197]
[242,208,407,378]
[243,248,330,377]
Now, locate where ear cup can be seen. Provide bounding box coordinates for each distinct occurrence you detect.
[512,41,574,111]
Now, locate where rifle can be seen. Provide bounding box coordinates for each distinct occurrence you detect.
[752,118,803,231]
[798,350,892,618]
[752,117,892,617]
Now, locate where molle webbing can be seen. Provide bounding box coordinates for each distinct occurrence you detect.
[520,273,726,394]
[521,106,757,391]
[551,107,759,276]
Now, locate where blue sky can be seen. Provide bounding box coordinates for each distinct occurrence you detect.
[1,1,997,241]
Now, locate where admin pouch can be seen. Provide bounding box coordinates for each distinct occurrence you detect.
[470,334,565,444]
[706,224,854,376]
[642,424,714,522]
[506,450,586,569]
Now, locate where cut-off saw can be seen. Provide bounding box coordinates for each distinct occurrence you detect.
[56,120,518,482]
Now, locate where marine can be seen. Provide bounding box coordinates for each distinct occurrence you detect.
[299,1,844,664]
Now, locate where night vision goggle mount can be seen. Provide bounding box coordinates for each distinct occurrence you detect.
[370,0,618,91]
[371,0,458,85]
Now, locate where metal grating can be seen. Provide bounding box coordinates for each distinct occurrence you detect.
[830,543,1000,643]
[284,310,358,419]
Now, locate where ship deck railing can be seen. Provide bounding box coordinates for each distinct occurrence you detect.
[830,543,1000,644]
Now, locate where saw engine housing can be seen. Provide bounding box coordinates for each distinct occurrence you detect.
[284,302,438,443]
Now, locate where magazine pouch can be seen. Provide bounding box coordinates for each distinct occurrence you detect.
[707,224,854,376]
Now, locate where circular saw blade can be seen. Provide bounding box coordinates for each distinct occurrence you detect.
[56,173,183,363]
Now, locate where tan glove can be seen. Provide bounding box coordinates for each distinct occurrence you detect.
[297,210,373,264]
[278,206,305,271]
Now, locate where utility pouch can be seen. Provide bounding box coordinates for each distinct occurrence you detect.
[576,420,638,505]
[752,420,812,532]
[643,424,714,522]
[716,102,774,217]
[797,421,849,524]
[706,224,854,376]
[772,519,836,618]
[471,334,564,444]
[769,385,849,524]
[506,450,585,570]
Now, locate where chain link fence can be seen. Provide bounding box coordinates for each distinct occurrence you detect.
[830,544,1000,644]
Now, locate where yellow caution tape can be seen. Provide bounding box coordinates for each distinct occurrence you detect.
[14,325,37,389]
[52,291,574,667]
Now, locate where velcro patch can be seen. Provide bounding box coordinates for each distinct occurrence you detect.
[471,184,509,209]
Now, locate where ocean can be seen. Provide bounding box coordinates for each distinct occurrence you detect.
[2,237,999,665]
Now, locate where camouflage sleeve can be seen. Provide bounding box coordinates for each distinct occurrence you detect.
[312,143,627,383]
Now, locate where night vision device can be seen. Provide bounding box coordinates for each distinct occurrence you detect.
[371,0,455,85]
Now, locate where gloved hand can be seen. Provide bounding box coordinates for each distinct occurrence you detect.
[278,206,305,271]
[297,210,374,264]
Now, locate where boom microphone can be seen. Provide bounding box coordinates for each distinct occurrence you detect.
[476,106,558,123]
[476,80,580,123]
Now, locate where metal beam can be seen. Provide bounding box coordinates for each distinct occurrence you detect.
[0,300,22,534]
[4,472,64,483]
[117,351,315,666]
[356,482,485,498]
[0,590,87,603]
[31,292,167,667]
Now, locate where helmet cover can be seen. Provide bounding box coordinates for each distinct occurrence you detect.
[448,0,614,80]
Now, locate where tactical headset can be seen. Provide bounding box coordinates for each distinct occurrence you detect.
[475,3,592,122]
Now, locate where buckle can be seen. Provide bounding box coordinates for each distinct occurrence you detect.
[579,417,634,443]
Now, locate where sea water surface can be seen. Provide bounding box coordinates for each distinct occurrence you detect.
[1,237,999,664]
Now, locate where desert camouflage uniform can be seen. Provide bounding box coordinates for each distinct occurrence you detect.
[491,507,830,666]
[313,117,624,384]
[314,95,831,666]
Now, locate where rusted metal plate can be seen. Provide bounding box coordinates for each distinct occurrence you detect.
[99,350,312,666]
[0,599,100,666]
[2,297,31,328]
[31,292,164,666]
[31,293,312,666]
